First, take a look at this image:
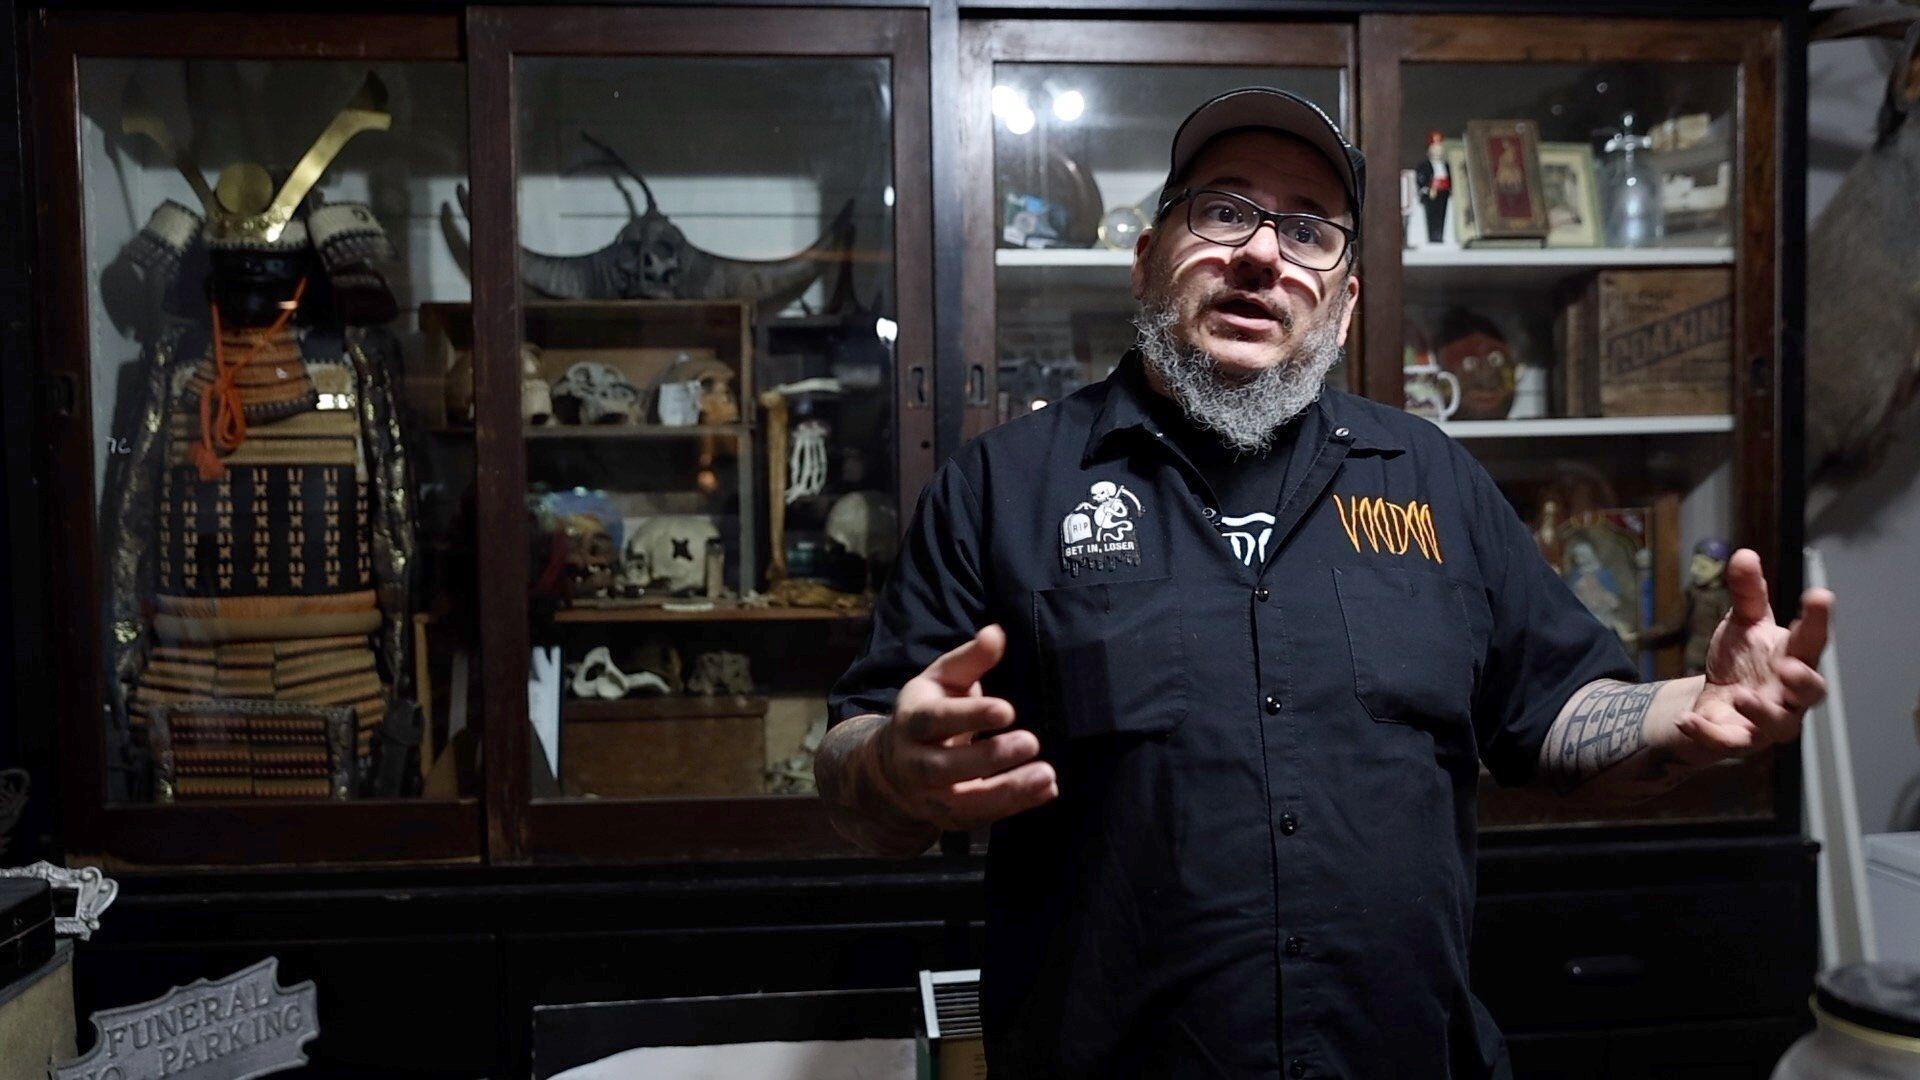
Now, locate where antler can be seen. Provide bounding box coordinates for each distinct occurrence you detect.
[579,132,660,217]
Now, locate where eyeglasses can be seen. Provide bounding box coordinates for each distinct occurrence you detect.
[1160,188,1355,272]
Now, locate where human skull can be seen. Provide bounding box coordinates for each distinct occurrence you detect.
[627,515,721,596]
[553,361,643,425]
[825,491,899,565]
[560,513,618,597]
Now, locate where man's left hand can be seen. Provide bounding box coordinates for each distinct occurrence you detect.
[1671,548,1833,765]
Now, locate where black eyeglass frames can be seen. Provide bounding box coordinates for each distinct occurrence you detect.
[1159,188,1355,272]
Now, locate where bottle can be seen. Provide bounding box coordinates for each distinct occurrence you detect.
[1599,111,1665,248]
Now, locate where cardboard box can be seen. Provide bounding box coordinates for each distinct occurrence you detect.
[1560,269,1732,417]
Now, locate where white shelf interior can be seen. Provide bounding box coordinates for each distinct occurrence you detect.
[996,247,1135,268]
[1401,246,1734,268]
[1432,414,1735,439]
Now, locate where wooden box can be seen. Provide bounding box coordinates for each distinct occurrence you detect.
[560,695,768,798]
[1556,269,1732,417]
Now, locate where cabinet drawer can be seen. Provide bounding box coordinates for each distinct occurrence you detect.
[1472,882,1812,1030]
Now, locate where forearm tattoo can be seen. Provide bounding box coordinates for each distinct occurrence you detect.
[1541,680,1661,794]
[815,714,940,856]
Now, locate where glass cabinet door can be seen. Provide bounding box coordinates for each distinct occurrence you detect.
[473,8,933,858]
[1359,16,1785,831]
[53,28,483,860]
[960,21,1353,441]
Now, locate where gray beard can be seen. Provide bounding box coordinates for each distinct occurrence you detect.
[1131,300,1346,455]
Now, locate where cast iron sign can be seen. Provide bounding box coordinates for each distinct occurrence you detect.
[51,957,318,1080]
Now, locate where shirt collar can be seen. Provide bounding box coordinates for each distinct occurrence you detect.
[1081,350,1403,467]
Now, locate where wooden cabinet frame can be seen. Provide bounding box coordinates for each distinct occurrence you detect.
[1358,14,1802,837]
[466,6,936,863]
[28,11,483,868]
[20,6,1804,869]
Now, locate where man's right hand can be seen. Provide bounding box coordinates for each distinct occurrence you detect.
[868,624,1058,832]
[816,624,1058,853]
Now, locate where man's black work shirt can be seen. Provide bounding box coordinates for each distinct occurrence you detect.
[829,352,1635,1079]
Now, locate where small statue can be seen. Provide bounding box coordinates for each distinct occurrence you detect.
[1414,130,1452,244]
[1639,539,1733,674]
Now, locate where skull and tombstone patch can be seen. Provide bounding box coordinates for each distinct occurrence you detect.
[1060,479,1144,576]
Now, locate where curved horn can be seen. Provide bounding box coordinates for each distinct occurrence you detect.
[119,79,216,213]
[520,247,611,300]
[683,199,858,314]
[261,72,392,241]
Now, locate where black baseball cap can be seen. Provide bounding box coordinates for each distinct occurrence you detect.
[1156,87,1366,231]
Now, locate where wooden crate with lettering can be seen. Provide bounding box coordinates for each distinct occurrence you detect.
[1557,269,1733,417]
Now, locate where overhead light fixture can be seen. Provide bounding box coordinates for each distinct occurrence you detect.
[1005,105,1036,136]
[990,84,1025,119]
[1051,88,1085,122]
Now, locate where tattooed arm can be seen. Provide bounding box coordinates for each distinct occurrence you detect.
[1539,550,1836,799]
[1537,676,1707,798]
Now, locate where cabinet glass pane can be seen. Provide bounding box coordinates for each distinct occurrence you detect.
[82,60,475,803]
[512,57,894,800]
[991,64,1344,424]
[1393,62,1766,828]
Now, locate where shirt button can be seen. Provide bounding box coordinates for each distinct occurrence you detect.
[1333,426,1351,439]
[1290,1060,1308,1078]
[1254,586,1271,602]
[1263,694,1281,715]
[1280,813,1298,835]
[1285,935,1304,957]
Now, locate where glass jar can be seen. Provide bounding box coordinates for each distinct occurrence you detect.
[1770,963,1920,1079]
[1598,110,1665,248]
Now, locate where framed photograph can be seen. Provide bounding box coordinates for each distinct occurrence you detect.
[1444,140,1479,245]
[1536,141,1602,247]
[1464,119,1550,239]
[1557,507,1653,670]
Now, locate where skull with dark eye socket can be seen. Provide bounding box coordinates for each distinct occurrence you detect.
[560,513,618,598]
[626,216,684,298]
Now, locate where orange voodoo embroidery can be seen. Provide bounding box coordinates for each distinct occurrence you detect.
[1332,495,1444,564]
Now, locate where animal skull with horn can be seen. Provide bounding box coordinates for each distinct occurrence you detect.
[441,133,858,318]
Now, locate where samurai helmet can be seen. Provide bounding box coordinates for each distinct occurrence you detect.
[121,72,392,248]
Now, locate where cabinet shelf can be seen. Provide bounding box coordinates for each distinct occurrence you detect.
[1432,415,1734,438]
[553,598,871,624]
[1402,246,1733,268]
[563,695,768,722]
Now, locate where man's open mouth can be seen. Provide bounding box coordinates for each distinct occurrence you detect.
[1211,296,1277,322]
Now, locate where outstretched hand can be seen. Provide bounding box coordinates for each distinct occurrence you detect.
[870,624,1058,832]
[1671,549,1834,765]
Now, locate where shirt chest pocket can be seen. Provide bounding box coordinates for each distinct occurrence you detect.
[1332,566,1477,727]
[1032,574,1188,740]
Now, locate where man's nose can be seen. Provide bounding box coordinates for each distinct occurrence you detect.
[1227,222,1286,288]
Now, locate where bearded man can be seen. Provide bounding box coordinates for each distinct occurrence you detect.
[815,88,1832,1079]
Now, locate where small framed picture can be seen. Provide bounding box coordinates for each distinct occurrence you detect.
[1465,119,1550,239]
[1536,141,1602,247]
[1443,140,1477,245]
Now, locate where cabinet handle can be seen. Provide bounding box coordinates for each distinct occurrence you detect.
[966,362,989,407]
[1564,955,1646,984]
[909,364,928,408]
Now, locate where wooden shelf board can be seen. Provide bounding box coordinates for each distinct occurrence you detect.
[554,600,871,624]
[525,424,750,441]
[1433,415,1735,438]
[563,695,768,722]
[994,247,1133,269]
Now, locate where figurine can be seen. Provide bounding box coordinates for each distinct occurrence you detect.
[1413,130,1452,245]
[1639,539,1733,674]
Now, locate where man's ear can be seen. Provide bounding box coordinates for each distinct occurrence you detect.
[1335,267,1360,348]
[1130,227,1155,302]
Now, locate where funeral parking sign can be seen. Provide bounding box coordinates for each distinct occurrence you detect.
[53,957,317,1080]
